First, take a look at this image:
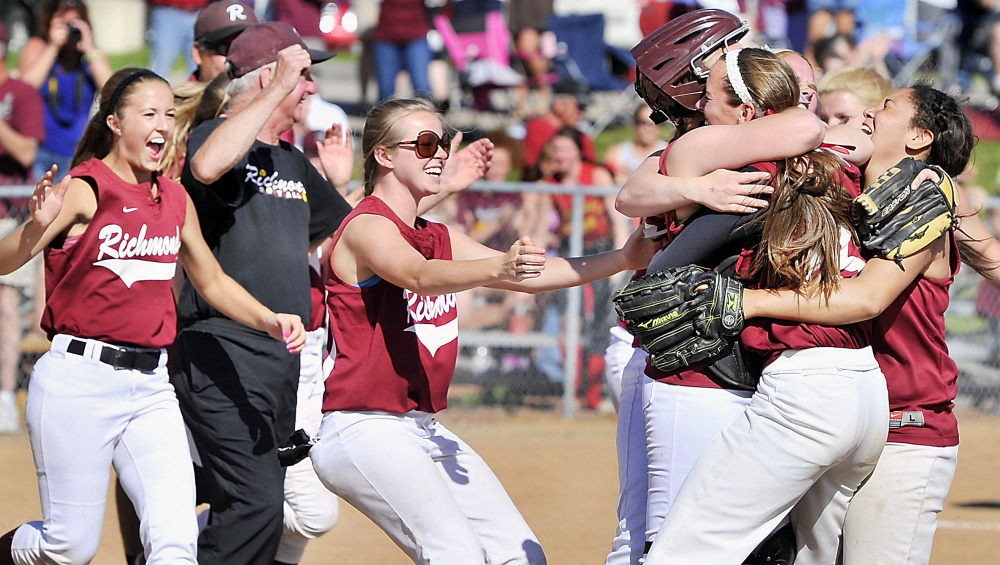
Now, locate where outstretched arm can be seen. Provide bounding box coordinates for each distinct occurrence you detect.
[665,107,825,177]
[334,214,547,297]
[178,195,306,351]
[189,45,311,185]
[450,226,655,293]
[742,239,944,324]
[0,166,94,274]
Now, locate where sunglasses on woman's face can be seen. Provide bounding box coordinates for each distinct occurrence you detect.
[395,130,452,159]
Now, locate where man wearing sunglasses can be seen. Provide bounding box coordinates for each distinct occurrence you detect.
[190,1,259,82]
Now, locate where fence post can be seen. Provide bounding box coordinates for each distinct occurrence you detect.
[562,191,585,420]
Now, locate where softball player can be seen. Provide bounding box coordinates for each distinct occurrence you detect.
[609,44,871,563]
[307,97,654,564]
[642,67,888,565]
[0,67,304,565]
[738,85,980,565]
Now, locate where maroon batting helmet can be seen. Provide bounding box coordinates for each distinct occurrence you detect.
[631,9,749,123]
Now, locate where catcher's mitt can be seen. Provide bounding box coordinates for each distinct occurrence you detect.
[851,157,959,263]
[613,265,745,375]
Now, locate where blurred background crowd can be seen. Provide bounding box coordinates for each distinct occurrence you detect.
[2,0,1000,422]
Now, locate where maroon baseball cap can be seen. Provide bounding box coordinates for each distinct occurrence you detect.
[226,22,336,78]
[194,1,259,44]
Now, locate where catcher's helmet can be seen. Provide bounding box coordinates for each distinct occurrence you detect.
[631,9,750,123]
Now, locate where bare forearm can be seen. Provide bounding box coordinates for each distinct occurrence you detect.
[0,221,45,275]
[84,49,113,88]
[0,123,37,168]
[743,287,881,325]
[407,257,509,296]
[616,171,695,217]
[189,87,286,184]
[19,46,58,88]
[493,250,626,293]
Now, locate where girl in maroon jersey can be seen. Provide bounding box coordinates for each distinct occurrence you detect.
[307,97,654,565]
[0,68,305,565]
[738,84,984,565]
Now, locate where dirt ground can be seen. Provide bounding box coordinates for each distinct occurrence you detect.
[1,406,998,564]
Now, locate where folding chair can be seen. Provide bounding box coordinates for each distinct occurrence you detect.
[547,13,634,92]
[434,10,525,110]
[547,12,635,136]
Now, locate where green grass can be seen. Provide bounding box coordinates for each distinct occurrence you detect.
[972,140,1000,194]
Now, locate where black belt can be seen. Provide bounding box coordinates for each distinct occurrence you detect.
[66,339,161,372]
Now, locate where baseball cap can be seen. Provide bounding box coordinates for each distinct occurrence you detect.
[194,1,260,44]
[226,22,336,79]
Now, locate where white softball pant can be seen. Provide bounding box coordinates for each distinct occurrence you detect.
[840,442,958,565]
[276,328,340,564]
[643,376,753,546]
[310,410,546,565]
[11,335,197,565]
[605,349,650,565]
[644,346,889,565]
[603,326,635,412]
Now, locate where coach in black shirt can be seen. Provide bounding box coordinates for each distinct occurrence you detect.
[173,22,351,565]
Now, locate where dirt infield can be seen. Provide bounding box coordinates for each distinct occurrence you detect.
[1,406,998,564]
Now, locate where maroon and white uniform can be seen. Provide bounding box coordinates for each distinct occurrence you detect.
[840,235,962,565]
[645,160,889,565]
[322,196,457,414]
[310,195,544,564]
[11,158,198,565]
[42,159,184,348]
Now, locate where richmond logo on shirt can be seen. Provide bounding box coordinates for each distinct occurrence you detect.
[403,289,458,357]
[244,163,308,201]
[94,223,181,288]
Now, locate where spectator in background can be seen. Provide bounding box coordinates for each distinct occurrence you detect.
[604,106,668,185]
[522,84,596,179]
[274,0,325,40]
[509,0,555,115]
[0,22,45,434]
[455,130,535,332]
[19,0,111,182]
[777,49,820,114]
[191,1,260,83]
[537,127,624,409]
[805,0,857,65]
[148,0,209,78]
[372,0,432,102]
[817,66,891,128]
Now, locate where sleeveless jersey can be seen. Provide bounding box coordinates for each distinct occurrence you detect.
[873,235,960,447]
[740,160,872,365]
[323,196,458,414]
[42,159,186,348]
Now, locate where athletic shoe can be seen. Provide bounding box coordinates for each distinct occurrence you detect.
[0,398,20,434]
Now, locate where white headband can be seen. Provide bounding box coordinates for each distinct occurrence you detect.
[725,50,764,117]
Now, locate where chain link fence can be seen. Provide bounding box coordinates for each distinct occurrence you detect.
[3,183,1000,419]
[0,186,48,394]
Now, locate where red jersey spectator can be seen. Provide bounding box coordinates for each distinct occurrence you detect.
[522,86,596,177]
[0,21,44,435]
